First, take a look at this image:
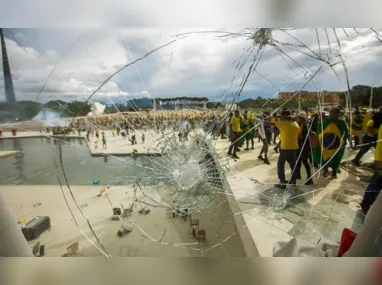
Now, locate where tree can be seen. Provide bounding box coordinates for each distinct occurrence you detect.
[65,101,91,116]
[349,85,382,108]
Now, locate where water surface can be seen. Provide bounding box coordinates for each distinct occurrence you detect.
[0,137,154,185]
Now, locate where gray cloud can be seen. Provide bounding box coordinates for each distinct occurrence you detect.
[1,28,382,103]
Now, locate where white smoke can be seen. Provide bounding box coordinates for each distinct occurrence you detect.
[32,108,67,127]
[88,102,105,116]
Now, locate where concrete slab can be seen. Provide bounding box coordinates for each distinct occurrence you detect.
[0,150,20,158]
[0,131,83,140]
[0,184,257,257]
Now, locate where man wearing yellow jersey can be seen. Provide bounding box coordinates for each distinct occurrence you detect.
[352,111,382,166]
[360,124,382,215]
[360,108,371,134]
[275,110,301,188]
[351,109,364,147]
[227,109,242,159]
[238,111,246,150]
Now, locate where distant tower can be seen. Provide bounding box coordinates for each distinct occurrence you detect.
[0,28,16,102]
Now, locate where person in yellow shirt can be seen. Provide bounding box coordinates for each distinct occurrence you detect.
[227,109,242,159]
[352,111,382,166]
[360,124,382,215]
[275,110,301,188]
[351,109,364,147]
[360,108,371,135]
[238,111,246,150]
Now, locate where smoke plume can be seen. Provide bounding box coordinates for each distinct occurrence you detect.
[32,108,67,127]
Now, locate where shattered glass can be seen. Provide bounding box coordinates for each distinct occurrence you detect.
[0,28,381,257]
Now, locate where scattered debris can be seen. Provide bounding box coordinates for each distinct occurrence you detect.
[32,241,40,256]
[97,188,106,197]
[123,208,133,217]
[194,229,206,242]
[21,216,51,241]
[117,225,132,237]
[189,219,199,235]
[172,207,188,219]
[113,207,121,215]
[138,207,151,215]
[64,242,84,257]
[121,204,133,217]
[39,244,45,257]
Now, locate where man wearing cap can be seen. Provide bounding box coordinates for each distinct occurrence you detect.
[274,110,301,188]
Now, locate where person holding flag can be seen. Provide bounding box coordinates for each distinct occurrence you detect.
[313,106,349,179]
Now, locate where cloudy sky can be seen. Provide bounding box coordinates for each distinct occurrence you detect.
[1,27,382,103]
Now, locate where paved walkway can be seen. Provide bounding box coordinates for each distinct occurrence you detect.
[1,185,255,257]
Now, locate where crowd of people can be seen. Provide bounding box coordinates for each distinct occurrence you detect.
[52,106,382,216]
[222,106,382,215]
[69,110,215,132]
[65,110,215,147]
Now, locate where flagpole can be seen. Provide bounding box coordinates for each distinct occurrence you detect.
[369,86,374,111]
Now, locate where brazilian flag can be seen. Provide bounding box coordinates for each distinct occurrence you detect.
[313,117,349,169]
